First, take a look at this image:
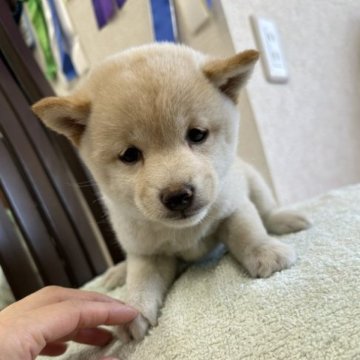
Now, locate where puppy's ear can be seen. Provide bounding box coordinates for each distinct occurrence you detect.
[32,96,90,146]
[203,49,259,103]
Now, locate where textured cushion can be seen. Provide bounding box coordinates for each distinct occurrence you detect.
[41,185,360,360]
[0,268,14,310]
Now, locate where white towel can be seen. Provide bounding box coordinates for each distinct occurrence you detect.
[41,185,360,359]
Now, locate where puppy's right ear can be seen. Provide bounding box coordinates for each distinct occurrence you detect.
[32,96,90,146]
[203,49,259,103]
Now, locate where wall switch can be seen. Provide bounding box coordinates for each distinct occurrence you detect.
[251,16,289,83]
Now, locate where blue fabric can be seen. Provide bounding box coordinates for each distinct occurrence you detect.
[149,0,175,42]
[47,0,77,81]
[178,244,227,275]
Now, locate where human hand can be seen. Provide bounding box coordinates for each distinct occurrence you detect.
[0,286,138,359]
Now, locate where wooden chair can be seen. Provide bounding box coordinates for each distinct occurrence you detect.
[0,2,124,300]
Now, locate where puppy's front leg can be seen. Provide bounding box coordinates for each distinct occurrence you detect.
[222,200,296,278]
[125,254,177,341]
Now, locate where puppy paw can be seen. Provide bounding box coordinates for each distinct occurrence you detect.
[116,313,151,343]
[116,324,133,344]
[128,313,151,341]
[99,262,127,290]
[265,210,311,235]
[243,239,297,278]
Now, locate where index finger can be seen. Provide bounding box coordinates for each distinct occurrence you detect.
[4,286,121,313]
[26,300,138,354]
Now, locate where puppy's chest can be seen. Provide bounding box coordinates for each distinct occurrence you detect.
[176,231,220,262]
[162,222,220,258]
[122,216,221,259]
[163,222,221,261]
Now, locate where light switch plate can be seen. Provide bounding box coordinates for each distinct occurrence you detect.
[251,15,289,83]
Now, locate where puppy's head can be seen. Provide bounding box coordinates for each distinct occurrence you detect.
[33,44,258,228]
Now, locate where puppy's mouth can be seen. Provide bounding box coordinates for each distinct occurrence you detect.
[163,205,208,228]
[169,206,204,220]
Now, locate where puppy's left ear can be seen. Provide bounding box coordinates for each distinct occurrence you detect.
[32,96,90,146]
[203,49,259,103]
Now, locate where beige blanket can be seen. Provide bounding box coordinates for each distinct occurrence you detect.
[41,185,360,359]
[0,268,14,310]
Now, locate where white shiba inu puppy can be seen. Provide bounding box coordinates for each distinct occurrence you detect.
[33,43,310,341]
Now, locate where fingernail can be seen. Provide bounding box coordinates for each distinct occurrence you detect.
[115,303,138,314]
[123,305,138,316]
[112,304,138,322]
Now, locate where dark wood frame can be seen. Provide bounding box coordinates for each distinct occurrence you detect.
[0,186,45,299]
[0,1,123,263]
[0,2,124,299]
[0,136,71,288]
[0,87,93,286]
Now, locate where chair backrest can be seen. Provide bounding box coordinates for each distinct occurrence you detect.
[0,2,124,300]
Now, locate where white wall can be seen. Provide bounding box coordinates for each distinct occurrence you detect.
[59,0,273,193]
[66,0,153,66]
[53,0,360,205]
[221,0,360,204]
[174,0,274,191]
[48,0,153,94]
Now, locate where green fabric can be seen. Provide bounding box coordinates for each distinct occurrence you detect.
[26,0,57,80]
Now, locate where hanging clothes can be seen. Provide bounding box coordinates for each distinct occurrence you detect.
[149,0,177,42]
[46,0,77,82]
[92,0,116,29]
[27,0,57,80]
[53,0,89,76]
[39,0,67,84]
[19,10,36,49]
[91,0,127,29]
[115,0,126,8]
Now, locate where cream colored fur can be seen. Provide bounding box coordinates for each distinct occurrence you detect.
[32,43,310,341]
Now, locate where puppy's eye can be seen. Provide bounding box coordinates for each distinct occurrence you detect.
[187,128,209,144]
[119,147,142,164]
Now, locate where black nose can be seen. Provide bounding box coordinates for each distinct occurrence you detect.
[160,185,194,211]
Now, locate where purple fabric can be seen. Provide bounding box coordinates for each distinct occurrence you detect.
[92,0,116,29]
[100,0,116,22]
[116,0,126,8]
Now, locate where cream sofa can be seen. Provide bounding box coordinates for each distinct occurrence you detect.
[36,184,360,359]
